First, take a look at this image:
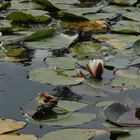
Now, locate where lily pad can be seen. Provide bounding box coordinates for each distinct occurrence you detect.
[132,39,140,55]
[0,20,11,30]
[123,12,140,22]
[24,28,55,41]
[84,13,116,20]
[39,128,109,140]
[0,118,26,134]
[118,128,140,140]
[45,56,77,70]
[33,112,96,126]
[6,11,33,23]
[111,0,137,6]
[70,41,103,59]
[94,34,140,49]
[28,67,84,86]
[10,0,42,10]
[34,0,80,10]
[57,100,88,112]
[111,69,140,89]
[111,77,140,89]
[105,103,140,126]
[111,20,140,34]
[25,33,78,50]
[105,57,130,69]
[0,134,37,140]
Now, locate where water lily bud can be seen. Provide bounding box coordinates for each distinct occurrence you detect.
[87,59,104,78]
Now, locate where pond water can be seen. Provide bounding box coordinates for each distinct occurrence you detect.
[1,0,140,140]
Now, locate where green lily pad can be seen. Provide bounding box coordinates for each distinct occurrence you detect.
[6,11,33,23]
[34,0,80,10]
[39,128,109,140]
[28,68,84,86]
[131,57,140,65]
[105,57,130,69]
[123,12,140,22]
[118,128,140,140]
[102,5,140,13]
[0,134,37,140]
[0,118,26,134]
[70,41,103,59]
[10,0,42,10]
[84,13,116,20]
[111,0,137,6]
[111,77,140,89]
[111,20,140,34]
[103,122,129,134]
[96,101,114,109]
[0,2,10,11]
[94,34,140,49]
[39,129,95,140]
[0,20,12,30]
[59,7,101,21]
[33,112,96,126]
[25,33,78,49]
[24,28,55,41]
[111,69,140,90]
[57,100,88,112]
[132,39,140,55]
[45,56,76,70]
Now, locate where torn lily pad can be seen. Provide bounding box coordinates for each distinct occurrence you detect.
[28,68,84,86]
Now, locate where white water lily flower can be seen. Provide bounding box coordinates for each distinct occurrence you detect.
[87,59,104,78]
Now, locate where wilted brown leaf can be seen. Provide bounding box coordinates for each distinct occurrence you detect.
[63,20,108,32]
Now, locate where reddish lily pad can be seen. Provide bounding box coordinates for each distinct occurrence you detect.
[104,103,140,126]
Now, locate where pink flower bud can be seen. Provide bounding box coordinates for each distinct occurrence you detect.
[87,59,104,78]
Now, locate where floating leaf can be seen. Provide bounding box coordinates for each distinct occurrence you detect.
[28,68,84,86]
[123,12,140,22]
[84,13,116,20]
[63,20,108,32]
[45,56,76,70]
[33,112,96,126]
[34,0,80,10]
[0,20,11,30]
[39,128,109,140]
[25,33,77,49]
[111,20,140,34]
[105,103,140,126]
[0,118,26,134]
[118,128,140,140]
[132,39,140,55]
[105,57,130,69]
[24,28,55,41]
[94,34,140,49]
[111,69,140,89]
[57,100,88,112]
[111,0,137,6]
[6,11,33,23]
[0,134,37,140]
[70,41,103,59]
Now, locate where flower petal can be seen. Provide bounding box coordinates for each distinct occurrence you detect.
[95,62,104,78]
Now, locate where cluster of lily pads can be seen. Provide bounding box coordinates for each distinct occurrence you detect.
[1,0,140,139]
